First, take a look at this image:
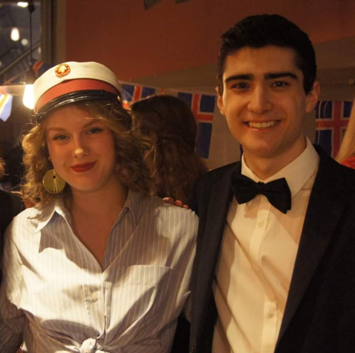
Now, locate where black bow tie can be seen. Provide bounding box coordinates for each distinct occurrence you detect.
[231,172,292,214]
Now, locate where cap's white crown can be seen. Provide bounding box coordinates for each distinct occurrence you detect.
[33,61,122,109]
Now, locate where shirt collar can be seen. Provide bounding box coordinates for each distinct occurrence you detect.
[33,191,148,262]
[241,137,319,199]
[123,190,149,227]
[34,197,71,233]
[34,190,149,233]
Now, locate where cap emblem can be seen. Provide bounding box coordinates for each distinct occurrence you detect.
[55,63,71,78]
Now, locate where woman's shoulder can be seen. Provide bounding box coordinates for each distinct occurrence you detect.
[143,196,198,246]
[14,205,41,218]
[148,195,198,225]
[128,191,198,232]
[9,203,54,234]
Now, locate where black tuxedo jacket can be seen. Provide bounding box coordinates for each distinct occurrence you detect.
[186,146,355,353]
[0,190,24,285]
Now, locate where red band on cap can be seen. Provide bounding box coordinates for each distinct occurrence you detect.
[35,79,119,112]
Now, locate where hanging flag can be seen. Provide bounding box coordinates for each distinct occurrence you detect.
[118,81,219,162]
[144,0,163,10]
[0,94,13,122]
[315,100,352,157]
[177,92,216,158]
[121,84,156,109]
[32,60,51,78]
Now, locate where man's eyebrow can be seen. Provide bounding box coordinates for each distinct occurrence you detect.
[224,74,254,84]
[265,72,298,80]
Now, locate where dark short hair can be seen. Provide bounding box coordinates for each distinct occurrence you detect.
[217,14,317,95]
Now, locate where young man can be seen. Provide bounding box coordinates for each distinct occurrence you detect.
[187,14,355,353]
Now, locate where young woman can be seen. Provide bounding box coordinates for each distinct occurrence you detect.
[0,62,197,353]
[131,95,207,205]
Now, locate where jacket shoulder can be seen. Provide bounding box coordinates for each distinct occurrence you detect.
[196,162,239,185]
[0,190,24,234]
[189,162,239,213]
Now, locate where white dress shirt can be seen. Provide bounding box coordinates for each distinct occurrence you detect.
[213,138,320,353]
[0,191,198,353]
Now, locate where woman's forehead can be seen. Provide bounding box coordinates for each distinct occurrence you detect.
[44,106,100,129]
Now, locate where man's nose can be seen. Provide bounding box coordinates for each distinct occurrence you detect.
[247,86,272,114]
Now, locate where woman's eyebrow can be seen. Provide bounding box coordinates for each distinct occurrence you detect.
[46,126,67,132]
[46,119,99,132]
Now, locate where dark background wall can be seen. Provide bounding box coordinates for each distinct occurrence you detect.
[64,0,355,82]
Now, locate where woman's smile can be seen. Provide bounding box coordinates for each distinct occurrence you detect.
[70,162,96,173]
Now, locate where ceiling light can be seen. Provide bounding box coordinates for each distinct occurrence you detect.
[23,84,34,109]
[17,2,29,8]
[11,27,20,41]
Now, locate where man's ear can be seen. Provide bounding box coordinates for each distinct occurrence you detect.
[305,81,320,113]
[215,86,225,116]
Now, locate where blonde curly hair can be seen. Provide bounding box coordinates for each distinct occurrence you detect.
[131,95,208,204]
[22,100,151,206]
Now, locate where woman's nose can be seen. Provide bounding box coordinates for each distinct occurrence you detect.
[73,138,89,158]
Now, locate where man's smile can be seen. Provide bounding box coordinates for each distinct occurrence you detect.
[245,120,280,129]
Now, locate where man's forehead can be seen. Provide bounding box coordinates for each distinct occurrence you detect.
[223,45,300,77]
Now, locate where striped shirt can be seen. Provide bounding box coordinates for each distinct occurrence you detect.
[0,191,198,353]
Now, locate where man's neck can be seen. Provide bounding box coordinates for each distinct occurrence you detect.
[243,138,307,180]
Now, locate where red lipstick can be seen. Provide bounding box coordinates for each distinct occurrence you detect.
[71,162,96,172]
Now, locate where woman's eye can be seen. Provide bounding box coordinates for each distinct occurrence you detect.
[53,135,67,141]
[87,127,103,134]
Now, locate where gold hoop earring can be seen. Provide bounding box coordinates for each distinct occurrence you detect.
[42,169,66,194]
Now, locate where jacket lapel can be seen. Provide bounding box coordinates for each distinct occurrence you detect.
[198,164,236,283]
[277,147,345,343]
[192,163,238,345]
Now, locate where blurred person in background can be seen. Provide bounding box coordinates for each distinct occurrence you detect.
[336,96,355,169]
[131,95,207,205]
[0,157,23,286]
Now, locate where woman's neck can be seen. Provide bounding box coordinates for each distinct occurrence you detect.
[68,180,127,220]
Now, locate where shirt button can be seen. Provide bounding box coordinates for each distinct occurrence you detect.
[258,220,265,227]
[267,310,275,318]
[91,292,98,302]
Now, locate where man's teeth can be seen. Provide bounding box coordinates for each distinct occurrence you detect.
[248,121,277,129]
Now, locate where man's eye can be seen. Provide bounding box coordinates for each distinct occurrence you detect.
[272,81,289,87]
[231,82,249,89]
